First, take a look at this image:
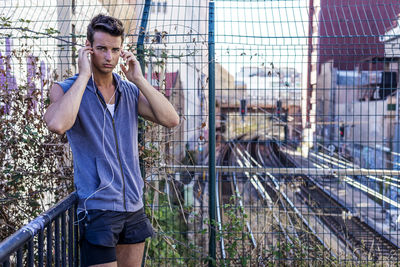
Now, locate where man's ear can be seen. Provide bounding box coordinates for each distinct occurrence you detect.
[85,40,92,47]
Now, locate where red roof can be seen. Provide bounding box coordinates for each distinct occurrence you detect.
[318,0,400,71]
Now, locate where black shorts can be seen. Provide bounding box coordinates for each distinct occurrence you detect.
[79,208,153,266]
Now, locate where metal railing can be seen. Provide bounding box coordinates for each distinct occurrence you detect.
[164,165,400,176]
[0,193,79,267]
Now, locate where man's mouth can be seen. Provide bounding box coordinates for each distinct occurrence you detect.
[103,64,113,68]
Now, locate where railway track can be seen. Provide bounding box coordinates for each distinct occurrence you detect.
[216,137,261,262]
[257,140,399,261]
[250,138,336,257]
[215,135,399,263]
[217,137,333,263]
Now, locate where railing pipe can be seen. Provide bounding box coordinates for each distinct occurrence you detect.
[46,222,52,266]
[38,229,44,266]
[164,165,400,176]
[27,239,33,267]
[0,193,77,262]
[16,248,22,267]
[61,211,67,267]
[55,216,60,267]
[74,205,79,267]
[68,208,74,266]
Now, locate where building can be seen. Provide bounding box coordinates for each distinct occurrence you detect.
[235,66,301,103]
[310,0,400,157]
[145,71,184,162]
[143,0,209,163]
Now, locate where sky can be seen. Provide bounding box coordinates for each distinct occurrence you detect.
[215,0,309,77]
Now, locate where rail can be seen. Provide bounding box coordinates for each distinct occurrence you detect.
[0,193,78,267]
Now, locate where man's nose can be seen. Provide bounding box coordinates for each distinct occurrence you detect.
[105,50,112,60]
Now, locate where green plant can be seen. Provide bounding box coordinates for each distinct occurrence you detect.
[213,195,251,266]
[0,47,73,239]
[144,191,208,266]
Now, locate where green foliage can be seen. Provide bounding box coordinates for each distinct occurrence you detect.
[145,193,188,266]
[0,28,73,240]
[0,16,12,27]
[0,79,74,238]
[146,210,185,264]
[214,195,252,266]
[44,27,60,35]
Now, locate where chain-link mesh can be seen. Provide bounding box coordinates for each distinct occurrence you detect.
[2,0,400,266]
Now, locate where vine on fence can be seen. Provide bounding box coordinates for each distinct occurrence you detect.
[0,27,73,239]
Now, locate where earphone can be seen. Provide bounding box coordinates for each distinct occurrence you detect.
[75,72,121,224]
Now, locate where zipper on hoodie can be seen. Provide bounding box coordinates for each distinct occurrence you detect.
[96,91,127,211]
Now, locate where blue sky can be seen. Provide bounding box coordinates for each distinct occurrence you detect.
[215,0,309,76]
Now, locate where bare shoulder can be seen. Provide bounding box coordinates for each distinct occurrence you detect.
[49,83,64,104]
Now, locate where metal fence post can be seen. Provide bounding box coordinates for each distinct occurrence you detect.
[136,0,151,203]
[137,1,151,266]
[137,0,151,176]
[136,0,151,188]
[137,0,151,74]
[208,1,216,266]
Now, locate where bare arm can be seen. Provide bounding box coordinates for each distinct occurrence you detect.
[120,50,179,128]
[44,46,93,135]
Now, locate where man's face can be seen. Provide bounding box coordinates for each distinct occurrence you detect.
[88,31,123,74]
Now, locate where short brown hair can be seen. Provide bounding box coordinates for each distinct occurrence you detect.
[87,14,124,45]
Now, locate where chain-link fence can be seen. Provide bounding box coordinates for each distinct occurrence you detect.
[1,0,400,266]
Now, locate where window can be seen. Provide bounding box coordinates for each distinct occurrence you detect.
[337,70,359,86]
[151,1,167,13]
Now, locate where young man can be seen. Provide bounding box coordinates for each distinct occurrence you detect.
[44,14,179,267]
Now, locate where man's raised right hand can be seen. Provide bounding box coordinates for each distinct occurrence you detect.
[78,45,93,78]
